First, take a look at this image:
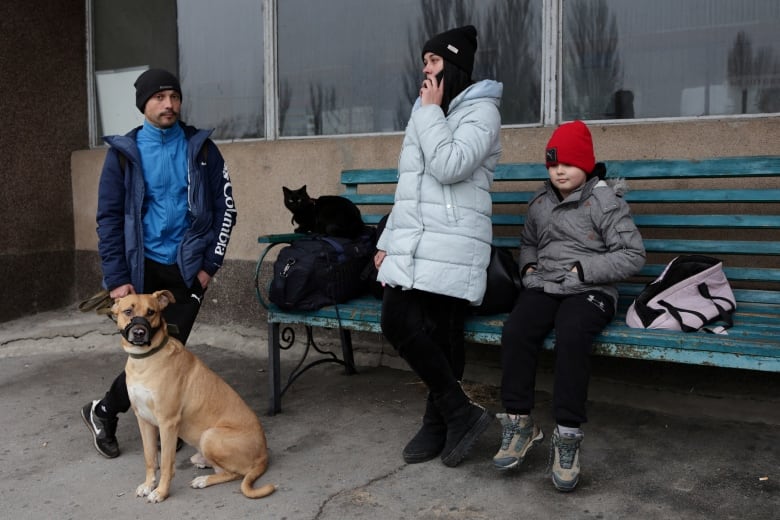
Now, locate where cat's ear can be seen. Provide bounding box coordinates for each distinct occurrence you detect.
[301,185,307,192]
[283,186,291,195]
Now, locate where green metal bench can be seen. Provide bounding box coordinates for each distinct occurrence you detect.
[256,156,780,415]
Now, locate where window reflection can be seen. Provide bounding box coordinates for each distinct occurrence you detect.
[178,0,264,139]
[277,0,542,136]
[561,0,780,120]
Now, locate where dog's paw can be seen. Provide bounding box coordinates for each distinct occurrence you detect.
[136,482,154,497]
[146,489,168,503]
[190,452,212,469]
[191,475,210,489]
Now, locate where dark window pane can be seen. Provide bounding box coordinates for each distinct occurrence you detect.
[178,0,264,139]
[562,0,780,120]
[277,0,542,136]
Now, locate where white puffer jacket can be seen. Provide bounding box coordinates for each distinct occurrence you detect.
[377,80,503,305]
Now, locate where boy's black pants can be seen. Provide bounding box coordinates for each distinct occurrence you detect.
[500,289,614,427]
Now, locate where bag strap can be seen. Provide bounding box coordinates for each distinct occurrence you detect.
[656,300,704,333]
[658,282,734,334]
[697,283,734,330]
[318,236,347,263]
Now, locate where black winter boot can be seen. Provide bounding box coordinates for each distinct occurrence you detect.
[403,393,447,463]
[434,385,492,467]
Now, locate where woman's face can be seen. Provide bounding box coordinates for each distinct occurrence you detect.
[422,52,444,78]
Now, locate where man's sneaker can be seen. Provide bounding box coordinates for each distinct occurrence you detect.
[550,427,584,492]
[80,400,120,458]
[493,413,543,470]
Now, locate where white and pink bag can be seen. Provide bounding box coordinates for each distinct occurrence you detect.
[626,255,736,334]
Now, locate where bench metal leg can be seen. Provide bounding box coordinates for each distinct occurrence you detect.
[339,328,357,375]
[266,323,359,414]
[267,322,282,415]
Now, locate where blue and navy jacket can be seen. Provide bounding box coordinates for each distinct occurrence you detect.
[97,122,237,292]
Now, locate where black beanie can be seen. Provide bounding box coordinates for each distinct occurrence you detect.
[134,68,182,113]
[422,25,478,76]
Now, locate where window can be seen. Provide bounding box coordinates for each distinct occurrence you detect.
[561,0,780,120]
[90,0,263,142]
[89,0,779,143]
[277,0,542,136]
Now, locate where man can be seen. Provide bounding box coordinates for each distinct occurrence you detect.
[80,68,237,458]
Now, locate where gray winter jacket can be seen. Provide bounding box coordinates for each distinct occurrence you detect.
[520,176,646,309]
[376,80,503,305]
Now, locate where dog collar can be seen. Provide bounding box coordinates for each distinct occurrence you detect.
[128,335,169,359]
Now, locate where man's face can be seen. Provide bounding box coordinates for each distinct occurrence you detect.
[143,90,181,129]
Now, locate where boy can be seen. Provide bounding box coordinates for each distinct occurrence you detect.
[494,121,645,491]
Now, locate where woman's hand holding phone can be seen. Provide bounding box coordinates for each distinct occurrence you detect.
[420,71,444,107]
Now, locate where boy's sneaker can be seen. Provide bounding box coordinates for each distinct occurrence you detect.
[550,427,584,492]
[81,400,120,458]
[493,413,543,470]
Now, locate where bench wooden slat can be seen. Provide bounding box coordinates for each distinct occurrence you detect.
[625,189,780,203]
[643,239,780,255]
[349,190,780,206]
[636,265,780,283]
[633,214,780,228]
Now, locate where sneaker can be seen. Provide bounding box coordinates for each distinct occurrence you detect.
[80,400,120,458]
[493,413,544,470]
[550,427,584,492]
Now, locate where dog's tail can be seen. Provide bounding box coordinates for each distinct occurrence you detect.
[240,459,276,499]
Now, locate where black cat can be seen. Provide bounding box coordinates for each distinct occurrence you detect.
[283,185,365,239]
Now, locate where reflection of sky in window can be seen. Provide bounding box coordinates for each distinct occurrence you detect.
[278,0,421,134]
[178,0,265,139]
[600,0,780,117]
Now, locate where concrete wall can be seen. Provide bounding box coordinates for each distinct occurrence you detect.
[72,118,780,329]
[0,2,88,320]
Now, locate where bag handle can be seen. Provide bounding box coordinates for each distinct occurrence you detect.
[318,236,347,263]
[656,300,704,333]
[697,283,734,330]
[658,282,734,334]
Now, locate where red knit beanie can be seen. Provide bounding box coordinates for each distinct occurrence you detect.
[544,120,596,174]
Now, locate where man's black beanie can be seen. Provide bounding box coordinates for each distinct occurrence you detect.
[422,25,478,76]
[134,68,182,113]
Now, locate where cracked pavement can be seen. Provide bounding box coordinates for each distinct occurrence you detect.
[0,308,778,519]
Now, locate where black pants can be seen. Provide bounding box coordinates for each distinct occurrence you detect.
[500,289,614,427]
[380,286,468,395]
[99,258,205,417]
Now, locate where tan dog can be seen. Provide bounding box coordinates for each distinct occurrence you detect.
[113,290,276,503]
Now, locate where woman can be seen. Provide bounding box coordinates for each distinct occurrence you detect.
[374,25,502,467]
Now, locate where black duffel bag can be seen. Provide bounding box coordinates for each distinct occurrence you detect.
[471,246,522,315]
[269,230,375,311]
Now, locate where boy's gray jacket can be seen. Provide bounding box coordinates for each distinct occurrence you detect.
[377,80,502,305]
[520,176,646,308]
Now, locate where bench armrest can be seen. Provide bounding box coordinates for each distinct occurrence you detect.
[257,232,308,244]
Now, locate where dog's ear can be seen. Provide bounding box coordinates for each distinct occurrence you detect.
[154,290,177,309]
[111,298,121,317]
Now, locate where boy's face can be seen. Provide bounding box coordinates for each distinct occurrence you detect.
[547,163,587,198]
